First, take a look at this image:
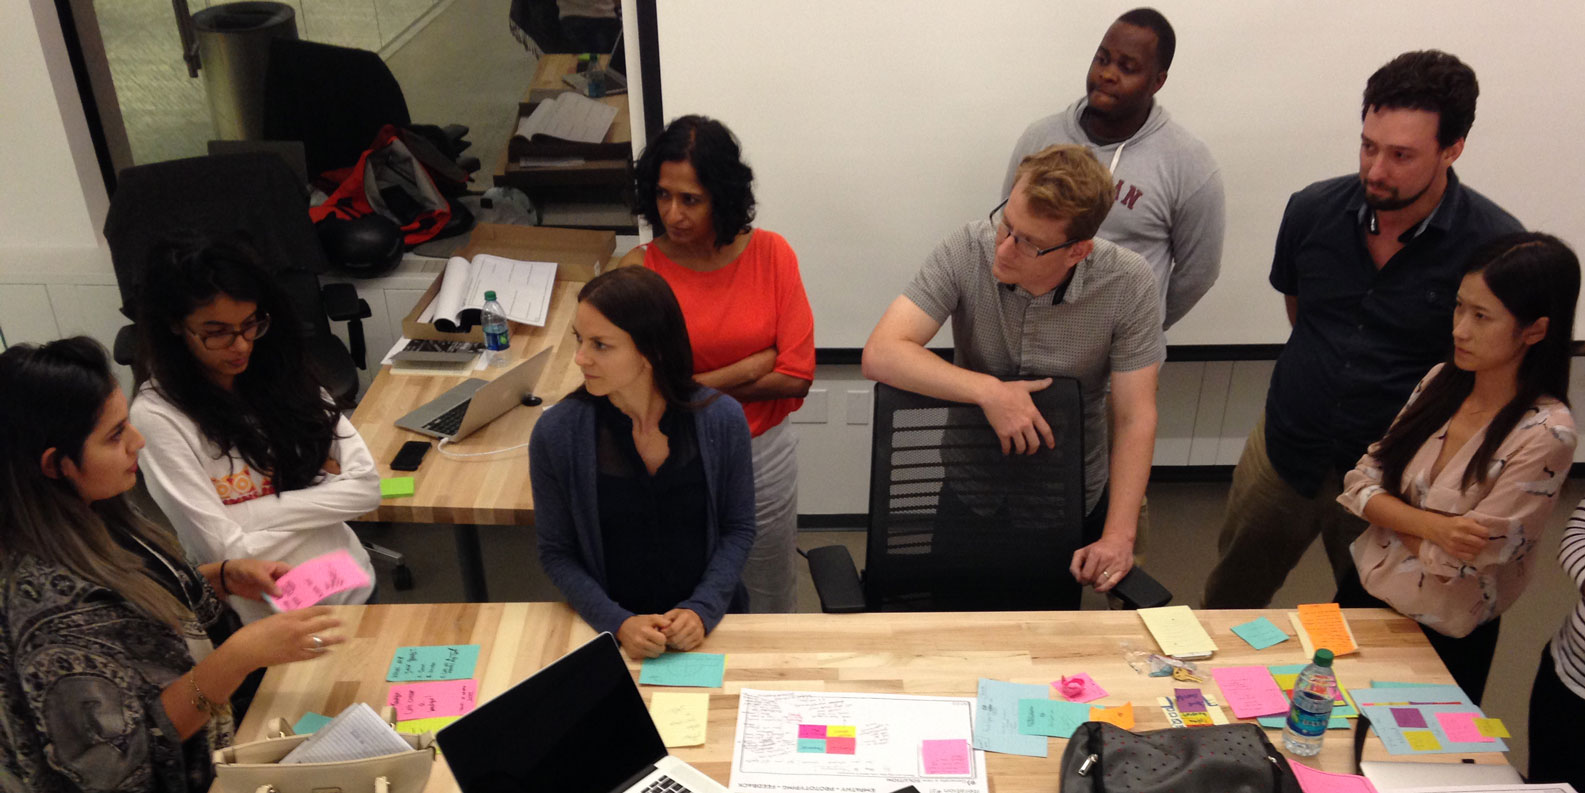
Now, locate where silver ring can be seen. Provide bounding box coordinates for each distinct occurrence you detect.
[1101,570,1112,579]
[309,635,325,651]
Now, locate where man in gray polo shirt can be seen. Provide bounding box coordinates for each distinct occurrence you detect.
[863,144,1164,601]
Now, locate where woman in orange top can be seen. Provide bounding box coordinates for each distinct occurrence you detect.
[620,115,816,612]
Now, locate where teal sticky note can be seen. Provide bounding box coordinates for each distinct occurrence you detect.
[293,711,333,734]
[797,738,826,753]
[1257,714,1351,730]
[972,679,1049,757]
[380,477,415,498]
[1232,616,1289,650]
[387,644,481,682]
[640,652,726,688]
[1017,698,1091,738]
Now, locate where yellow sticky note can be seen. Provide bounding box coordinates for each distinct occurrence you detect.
[1404,730,1442,751]
[1474,718,1511,738]
[396,716,459,754]
[1090,702,1135,730]
[827,725,856,738]
[649,691,709,747]
[1181,712,1214,727]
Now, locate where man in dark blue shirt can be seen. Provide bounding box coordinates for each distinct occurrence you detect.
[1203,50,1523,608]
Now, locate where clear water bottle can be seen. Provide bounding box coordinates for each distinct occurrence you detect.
[586,57,607,98]
[481,290,511,368]
[1283,649,1336,756]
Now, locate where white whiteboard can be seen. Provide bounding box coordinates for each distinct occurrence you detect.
[644,0,1585,348]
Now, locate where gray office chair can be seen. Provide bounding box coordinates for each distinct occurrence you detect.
[804,379,1171,613]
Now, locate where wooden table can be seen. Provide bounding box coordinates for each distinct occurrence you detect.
[350,268,590,600]
[235,605,1508,792]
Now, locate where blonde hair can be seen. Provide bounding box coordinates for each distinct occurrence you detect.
[1013,144,1115,242]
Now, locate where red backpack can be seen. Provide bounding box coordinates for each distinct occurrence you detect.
[310,124,453,246]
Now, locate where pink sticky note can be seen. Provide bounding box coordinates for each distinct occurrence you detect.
[1211,666,1290,719]
[387,679,478,721]
[1435,711,1494,744]
[798,724,826,739]
[1289,759,1381,793]
[921,739,970,775]
[826,737,856,754]
[267,549,371,611]
[1052,673,1108,704]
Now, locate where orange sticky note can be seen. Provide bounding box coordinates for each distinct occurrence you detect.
[1474,718,1510,738]
[1296,603,1358,656]
[1090,702,1135,730]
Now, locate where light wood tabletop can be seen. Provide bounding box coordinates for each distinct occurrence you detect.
[234,604,1507,792]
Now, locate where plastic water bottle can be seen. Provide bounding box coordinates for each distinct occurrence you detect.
[586,57,607,98]
[481,290,510,368]
[1283,649,1336,756]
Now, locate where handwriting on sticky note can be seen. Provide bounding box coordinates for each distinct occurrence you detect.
[1403,730,1441,751]
[292,712,332,734]
[640,652,726,688]
[649,692,709,747]
[1232,616,1290,650]
[1435,711,1493,743]
[266,549,371,611]
[1017,698,1090,738]
[1174,688,1207,713]
[1296,603,1358,655]
[1138,605,1218,657]
[1474,717,1510,738]
[387,645,480,682]
[1090,702,1134,729]
[921,739,971,775]
[973,679,1049,757]
[1053,673,1107,703]
[387,679,477,721]
[1211,666,1290,719]
[1391,707,1428,728]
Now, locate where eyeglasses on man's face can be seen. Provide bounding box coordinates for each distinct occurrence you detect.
[990,198,1081,259]
[183,313,271,350]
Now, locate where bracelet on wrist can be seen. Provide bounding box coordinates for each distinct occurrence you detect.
[218,559,231,596]
[187,672,228,718]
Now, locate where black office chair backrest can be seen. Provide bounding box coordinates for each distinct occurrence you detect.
[263,38,410,178]
[865,379,1085,611]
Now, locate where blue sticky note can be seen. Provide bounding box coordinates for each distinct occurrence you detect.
[797,738,826,753]
[640,652,726,688]
[293,711,333,734]
[972,678,1049,757]
[1232,617,1289,650]
[387,645,481,682]
[1017,698,1091,738]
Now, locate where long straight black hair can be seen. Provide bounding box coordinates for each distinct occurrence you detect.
[133,233,341,492]
[568,267,710,410]
[1375,232,1579,495]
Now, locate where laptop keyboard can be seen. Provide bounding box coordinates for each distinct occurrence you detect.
[640,775,694,793]
[422,399,471,436]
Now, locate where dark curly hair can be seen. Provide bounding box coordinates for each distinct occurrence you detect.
[634,115,756,249]
[1362,50,1479,148]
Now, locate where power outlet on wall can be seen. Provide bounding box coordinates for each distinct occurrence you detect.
[791,388,828,423]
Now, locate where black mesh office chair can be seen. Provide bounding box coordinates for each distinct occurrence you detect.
[805,380,1171,613]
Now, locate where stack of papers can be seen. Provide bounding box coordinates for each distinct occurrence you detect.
[1138,605,1218,659]
[280,703,411,763]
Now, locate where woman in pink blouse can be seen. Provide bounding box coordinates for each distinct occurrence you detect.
[1336,232,1579,704]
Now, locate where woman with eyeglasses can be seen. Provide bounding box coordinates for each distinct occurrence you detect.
[618,115,815,613]
[0,336,343,793]
[130,234,380,623]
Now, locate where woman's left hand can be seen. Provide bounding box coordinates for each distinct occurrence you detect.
[222,559,290,601]
[662,608,705,651]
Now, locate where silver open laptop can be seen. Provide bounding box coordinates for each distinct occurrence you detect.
[393,348,551,442]
[438,633,727,793]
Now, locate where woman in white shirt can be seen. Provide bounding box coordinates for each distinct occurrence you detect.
[129,233,380,622]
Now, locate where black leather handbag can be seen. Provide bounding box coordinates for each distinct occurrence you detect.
[1060,722,1303,793]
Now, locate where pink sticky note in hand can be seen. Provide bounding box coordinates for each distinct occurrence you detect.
[1435,711,1494,743]
[1052,673,1108,703]
[387,679,478,721]
[1210,666,1290,719]
[921,739,970,775]
[267,549,371,611]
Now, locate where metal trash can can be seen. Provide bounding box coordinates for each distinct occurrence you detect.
[192,2,298,141]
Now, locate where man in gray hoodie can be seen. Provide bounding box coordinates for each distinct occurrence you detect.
[1002,8,1224,330]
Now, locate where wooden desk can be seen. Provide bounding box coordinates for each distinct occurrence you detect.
[235,605,1507,792]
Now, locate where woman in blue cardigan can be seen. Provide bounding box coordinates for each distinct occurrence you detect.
[531,267,757,659]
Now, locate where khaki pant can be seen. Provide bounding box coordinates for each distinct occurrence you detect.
[1200,415,1366,609]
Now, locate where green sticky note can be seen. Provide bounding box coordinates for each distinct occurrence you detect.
[387,645,481,682]
[1016,698,1091,738]
[640,652,726,688]
[292,711,333,734]
[380,477,415,498]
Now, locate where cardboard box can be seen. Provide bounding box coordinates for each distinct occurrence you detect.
[400,223,616,342]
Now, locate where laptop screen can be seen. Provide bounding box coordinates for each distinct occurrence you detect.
[439,633,667,793]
